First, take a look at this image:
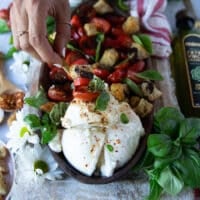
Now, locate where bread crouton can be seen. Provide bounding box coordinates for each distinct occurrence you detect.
[84,23,98,36]
[100,49,119,68]
[93,0,113,14]
[110,83,128,101]
[122,16,140,35]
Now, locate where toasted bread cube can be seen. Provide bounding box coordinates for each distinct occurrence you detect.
[122,16,140,35]
[110,83,128,102]
[131,43,149,60]
[133,98,153,118]
[100,49,119,68]
[141,82,162,101]
[93,0,113,14]
[130,96,141,108]
[0,172,7,195]
[84,23,98,37]
[0,146,6,159]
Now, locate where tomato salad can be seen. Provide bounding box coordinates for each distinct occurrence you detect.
[47,0,163,118]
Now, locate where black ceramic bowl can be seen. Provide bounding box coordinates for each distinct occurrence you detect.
[40,0,154,184]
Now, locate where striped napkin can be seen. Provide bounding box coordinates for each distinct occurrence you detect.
[129,0,172,58]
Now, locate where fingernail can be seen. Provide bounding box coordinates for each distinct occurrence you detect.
[53,64,62,68]
[62,48,66,58]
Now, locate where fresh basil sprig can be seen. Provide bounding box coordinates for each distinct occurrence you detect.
[88,76,105,92]
[135,107,200,200]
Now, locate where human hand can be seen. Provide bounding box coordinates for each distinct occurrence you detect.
[10,0,71,65]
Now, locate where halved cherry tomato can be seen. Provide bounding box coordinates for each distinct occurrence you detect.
[93,68,110,80]
[104,14,126,26]
[115,62,129,70]
[49,67,68,84]
[91,17,111,33]
[79,36,96,56]
[0,9,9,21]
[73,77,90,87]
[71,58,89,65]
[71,15,82,28]
[73,90,99,101]
[65,51,83,65]
[128,61,146,72]
[127,70,143,84]
[117,35,133,48]
[48,86,72,102]
[107,68,127,83]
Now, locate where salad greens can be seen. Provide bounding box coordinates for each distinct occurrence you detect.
[0,19,10,33]
[135,107,200,200]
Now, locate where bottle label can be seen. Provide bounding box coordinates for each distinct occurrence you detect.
[183,34,200,108]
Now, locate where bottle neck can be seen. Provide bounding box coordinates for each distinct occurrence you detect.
[177,18,194,31]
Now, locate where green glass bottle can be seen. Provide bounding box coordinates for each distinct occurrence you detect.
[171,9,200,117]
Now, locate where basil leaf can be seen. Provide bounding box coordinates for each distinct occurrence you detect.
[24,114,41,129]
[25,87,48,108]
[20,126,30,138]
[137,34,153,54]
[147,179,163,200]
[95,91,110,111]
[148,134,172,158]
[123,78,143,96]
[88,77,105,92]
[132,35,143,46]
[49,102,69,126]
[154,145,182,169]
[4,46,18,59]
[95,33,105,62]
[153,107,184,138]
[174,149,200,188]
[41,124,57,144]
[0,19,10,33]
[157,166,184,195]
[136,70,163,81]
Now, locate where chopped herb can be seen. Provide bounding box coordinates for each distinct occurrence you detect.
[24,114,41,130]
[132,35,143,46]
[88,77,105,92]
[106,144,114,152]
[120,113,129,124]
[95,91,110,111]
[135,34,153,54]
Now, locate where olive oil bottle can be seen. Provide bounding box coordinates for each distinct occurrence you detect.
[171,9,200,117]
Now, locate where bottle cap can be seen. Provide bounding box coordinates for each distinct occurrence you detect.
[176,9,195,28]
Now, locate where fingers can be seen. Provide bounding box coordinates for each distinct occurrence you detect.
[28,5,62,65]
[54,1,71,58]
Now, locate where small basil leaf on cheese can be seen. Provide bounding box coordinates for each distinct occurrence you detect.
[95,91,110,111]
[120,113,129,124]
[106,144,114,152]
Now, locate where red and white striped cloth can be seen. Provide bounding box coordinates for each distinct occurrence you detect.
[129,0,172,58]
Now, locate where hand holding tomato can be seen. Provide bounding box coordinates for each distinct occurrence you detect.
[10,0,71,65]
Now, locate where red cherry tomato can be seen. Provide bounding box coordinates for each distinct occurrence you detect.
[93,68,110,80]
[49,67,68,84]
[70,15,82,28]
[65,51,83,66]
[73,77,91,87]
[73,90,99,101]
[128,61,146,72]
[104,14,126,26]
[115,62,129,70]
[71,58,89,65]
[48,86,72,102]
[79,36,96,56]
[91,17,111,33]
[127,70,143,83]
[107,69,127,83]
